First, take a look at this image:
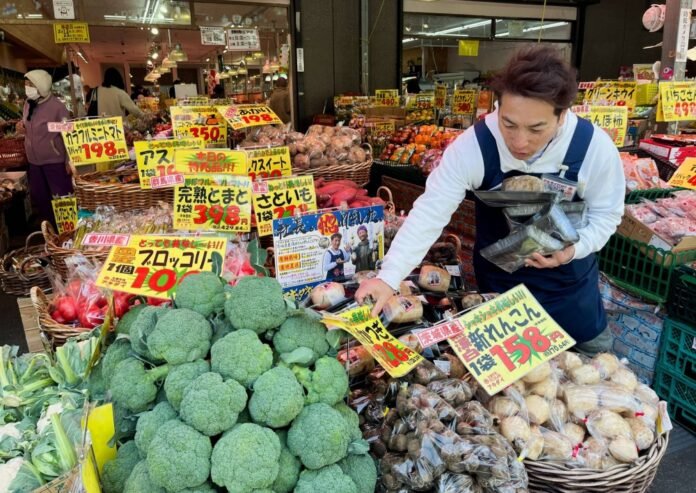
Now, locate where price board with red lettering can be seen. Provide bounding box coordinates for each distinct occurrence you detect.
[244,146,292,181]
[434,84,447,109]
[658,81,696,121]
[170,106,228,145]
[375,89,399,107]
[448,284,575,395]
[584,81,637,112]
[134,138,203,189]
[668,157,696,190]
[452,90,477,115]
[51,196,78,234]
[174,174,252,233]
[217,104,283,130]
[96,235,227,299]
[174,149,247,175]
[252,176,317,236]
[60,117,128,165]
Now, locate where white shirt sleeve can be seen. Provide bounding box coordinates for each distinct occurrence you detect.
[323,250,338,272]
[377,129,485,289]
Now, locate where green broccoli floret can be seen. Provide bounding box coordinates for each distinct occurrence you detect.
[210,313,234,344]
[211,330,273,387]
[123,460,165,493]
[134,401,177,457]
[337,454,377,493]
[249,366,304,428]
[272,430,300,493]
[176,483,217,493]
[287,403,350,470]
[116,304,146,335]
[211,423,281,493]
[146,419,211,492]
[224,277,288,334]
[163,359,210,411]
[146,309,212,365]
[333,402,362,442]
[180,372,247,436]
[294,465,358,493]
[175,272,226,317]
[109,358,170,413]
[292,356,349,406]
[101,441,141,493]
[101,338,132,385]
[111,404,138,445]
[273,312,330,365]
[129,306,167,361]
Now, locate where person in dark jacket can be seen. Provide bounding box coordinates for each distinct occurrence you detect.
[268,77,291,123]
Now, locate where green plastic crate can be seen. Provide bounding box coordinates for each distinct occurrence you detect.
[653,363,696,434]
[624,188,686,204]
[667,266,696,326]
[657,318,696,382]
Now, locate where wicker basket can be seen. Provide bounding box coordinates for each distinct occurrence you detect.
[295,145,373,186]
[42,221,108,282]
[0,120,26,168]
[30,286,88,347]
[74,168,173,212]
[525,432,669,493]
[0,232,52,296]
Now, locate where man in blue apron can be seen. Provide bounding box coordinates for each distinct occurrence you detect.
[357,45,625,352]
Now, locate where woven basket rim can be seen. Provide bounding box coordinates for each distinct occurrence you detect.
[30,286,89,339]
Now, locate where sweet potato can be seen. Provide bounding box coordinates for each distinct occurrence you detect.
[330,188,358,206]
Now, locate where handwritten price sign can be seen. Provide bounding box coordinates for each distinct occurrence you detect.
[96,235,227,299]
[448,284,575,395]
[434,84,447,109]
[134,138,203,189]
[174,149,247,175]
[60,117,128,166]
[375,89,400,107]
[669,157,696,190]
[415,94,434,110]
[452,90,477,115]
[244,146,292,181]
[252,176,317,236]
[217,105,283,130]
[51,196,78,234]
[170,106,227,145]
[659,81,696,121]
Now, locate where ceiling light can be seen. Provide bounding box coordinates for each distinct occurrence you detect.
[205,57,210,62]
[237,65,247,75]
[405,26,412,32]
[169,43,188,61]
[151,52,159,59]
[423,23,429,29]
[160,4,168,14]
[162,57,177,68]
[253,51,264,59]
[151,27,159,35]
[147,59,154,66]
[522,21,568,33]
[244,54,254,63]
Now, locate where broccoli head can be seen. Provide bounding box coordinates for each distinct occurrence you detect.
[134,401,177,457]
[109,358,170,413]
[249,366,304,428]
[210,313,234,344]
[292,356,349,406]
[224,277,288,334]
[146,419,212,491]
[101,338,132,385]
[146,308,212,365]
[272,430,301,493]
[163,359,210,411]
[333,402,362,442]
[211,423,281,493]
[176,483,216,493]
[294,465,358,493]
[101,441,141,493]
[129,306,167,362]
[116,304,146,335]
[273,312,329,365]
[180,372,248,436]
[211,330,273,387]
[337,454,377,493]
[123,460,165,493]
[287,403,350,470]
[175,272,226,317]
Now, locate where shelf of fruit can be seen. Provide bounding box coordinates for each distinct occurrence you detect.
[376,124,462,174]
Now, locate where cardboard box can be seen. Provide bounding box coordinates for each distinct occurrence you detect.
[638,139,692,163]
[17,296,47,353]
[617,211,696,265]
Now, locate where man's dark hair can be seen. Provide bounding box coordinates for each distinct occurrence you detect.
[102,68,125,90]
[330,233,342,241]
[491,45,577,116]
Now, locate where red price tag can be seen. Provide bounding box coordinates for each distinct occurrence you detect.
[486,327,552,373]
[372,342,413,368]
[193,204,242,226]
[241,113,275,125]
[248,168,283,182]
[274,203,309,219]
[189,126,222,141]
[80,141,120,160]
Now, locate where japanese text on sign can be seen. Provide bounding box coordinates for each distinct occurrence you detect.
[372,122,395,134]
[572,105,628,147]
[83,233,130,247]
[60,117,128,165]
[452,90,477,115]
[200,26,226,46]
[96,235,227,299]
[174,149,247,175]
[51,197,78,234]
[448,284,575,395]
[659,81,696,121]
[134,138,203,189]
[244,146,292,181]
[323,306,424,378]
[252,176,317,236]
[226,28,260,51]
[415,320,464,349]
[375,89,399,107]
[668,157,696,190]
[414,94,434,110]
[53,22,90,43]
[217,105,283,130]
[170,106,227,145]
[174,174,252,232]
[584,81,637,112]
[434,84,447,109]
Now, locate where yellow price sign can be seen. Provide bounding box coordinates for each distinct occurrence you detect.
[415,94,434,110]
[323,306,424,378]
[96,235,227,299]
[658,81,696,121]
[573,105,628,147]
[434,84,447,109]
[452,89,477,115]
[458,39,479,57]
[170,106,227,145]
[179,96,210,106]
[134,138,203,189]
[53,22,90,43]
[584,81,637,112]
[174,174,252,232]
[668,157,696,190]
[373,121,395,134]
[60,117,128,165]
[217,104,283,130]
[245,146,292,181]
[252,175,317,236]
[375,89,399,107]
[51,196,78,234]
[174,149,247,175]
[448,284,575,395]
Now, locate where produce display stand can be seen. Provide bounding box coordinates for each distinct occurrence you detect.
[295,143,373,186]
[74,168,174,212]
[30,285,87,347]
[42,221,108,283]
[0,231,52,296]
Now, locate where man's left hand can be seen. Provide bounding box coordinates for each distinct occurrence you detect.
[525,245,575,269]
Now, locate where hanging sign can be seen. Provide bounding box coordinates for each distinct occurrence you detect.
[200,26,226,46]
[226,28,261,51]
[668,157,696,190]
[173,149,247,175]
[60,117,128,165]
[244,146,292,181]
[170,106,227,145]
[134,138,203,189]
[584,81,637,112]
[53,0,75,19]
[375,89,399,107]
[51,196,78,234]
[174,174,252,233]
[252,176,317,236]
[572,105,628,147]
[448,284,575,395]
[53,22,90,43]
[452,89,477,115]
[658,81,696,121]
[216,105,283,130]
[434,84,447,109]
[458,39,479,57]
[96,235,226,299]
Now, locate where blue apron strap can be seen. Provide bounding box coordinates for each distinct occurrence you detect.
[561,117,594,181]
[474,120,503,190]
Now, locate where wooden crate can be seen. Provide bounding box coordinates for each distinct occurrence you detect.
[17,295,48,353]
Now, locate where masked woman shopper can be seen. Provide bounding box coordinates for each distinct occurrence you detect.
[357,45,625,355]
[23,70,73,227]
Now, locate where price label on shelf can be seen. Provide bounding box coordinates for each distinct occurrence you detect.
[170,106,227,145]
[96,235,227,299]
[452,89,477,115]
[375,89,399,107]
[415,94,434,110]
[244,146,292,181]
[60,117,128,165]
[323,306,424,378]
[434,84,447,109]
[658,81,696,121]
[373,121,395,134]
[668,157,696,190]
[134,138,203,189]
[252,175,317,236]
[448,284,575,395]
[51,196,78,234]
[174,149,248,175]
[217,104,283,130]
[174,174,252,233]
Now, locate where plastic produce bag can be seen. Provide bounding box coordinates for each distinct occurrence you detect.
[436,472,479,493]
[480,225,565,273]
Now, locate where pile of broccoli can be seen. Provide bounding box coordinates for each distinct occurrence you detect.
[97,274,376,493]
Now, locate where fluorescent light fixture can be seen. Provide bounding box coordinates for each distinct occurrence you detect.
[429,20,490,36]
[26,14,43,19]
[104,15,127,20]
[402,37,417,43]
[498,21,568,37]
[151,27,159,35]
